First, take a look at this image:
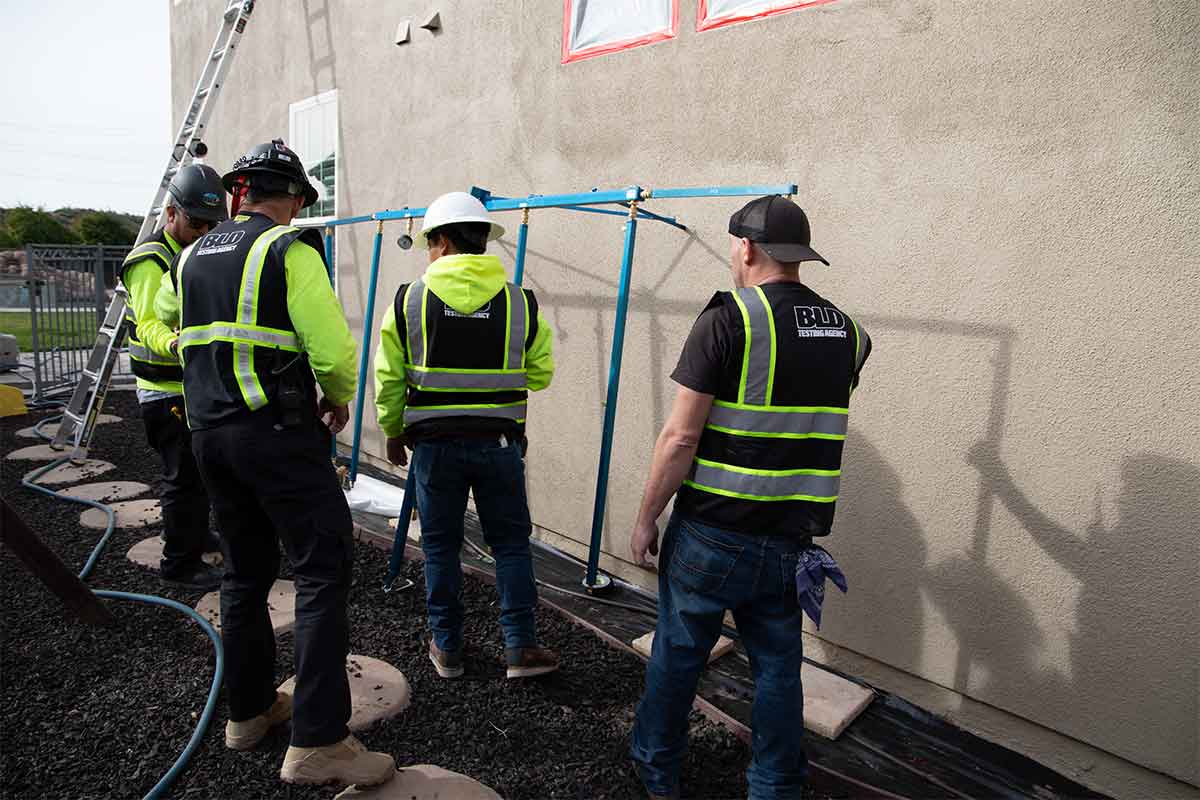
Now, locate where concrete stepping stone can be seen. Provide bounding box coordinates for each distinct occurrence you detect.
[334,765,501,800]
[5,443,69,461]
[800,662,874,740]
[24,459,115,486]
[16,414,122,440]
[80,500,162,530]
[195,579,296,634]
[61,481,151,503]
[631,631,873,739]
[632,630,735,664]
[279,654,411,733]
[127,536,222,570]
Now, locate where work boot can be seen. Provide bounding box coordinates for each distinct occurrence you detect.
[161,560,223,590]
[279,734,395,787]
[226,691,293,751]
[428,640,464,679]
[505,645,559,679]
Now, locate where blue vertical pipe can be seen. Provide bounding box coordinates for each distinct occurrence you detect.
[584,208,640,588]
[349,220,384,484]
[513,210,529,286]
[324,226,337,459]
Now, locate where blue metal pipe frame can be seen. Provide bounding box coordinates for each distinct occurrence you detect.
[324,226,337,460]
[324,184,794,589]
[348,220,385,484]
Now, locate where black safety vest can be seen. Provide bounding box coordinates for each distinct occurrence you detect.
[118,229,183,384]
[175,212,325,430]
[676,284,870,538]
[394,280,539,439]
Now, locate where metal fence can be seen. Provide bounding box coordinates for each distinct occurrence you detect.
[19,244,133,401]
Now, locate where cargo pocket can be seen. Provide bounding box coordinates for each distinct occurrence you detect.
[669,519,743,595]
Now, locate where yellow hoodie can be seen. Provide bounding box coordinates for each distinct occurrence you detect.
[373,253,554,437]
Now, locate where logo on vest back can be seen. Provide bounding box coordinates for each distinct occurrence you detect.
[794,306,847,338]
[444,301,491,320]
[196,229,246,256]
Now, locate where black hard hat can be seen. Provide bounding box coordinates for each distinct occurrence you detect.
[167,164,229,223]
[221,139,319,208]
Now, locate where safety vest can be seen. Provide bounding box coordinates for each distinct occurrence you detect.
[677,284,869,537]
[175,212,322,430]
[396,280,536,435]
[118,229,183,384]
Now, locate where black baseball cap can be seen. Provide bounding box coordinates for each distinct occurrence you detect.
[728,195,829,266]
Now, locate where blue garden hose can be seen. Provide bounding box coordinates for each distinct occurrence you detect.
[21,418,224,800]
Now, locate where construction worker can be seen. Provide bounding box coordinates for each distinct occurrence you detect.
[628,196,871,800]
[119,164,226,590]
[155,140,395,788]
[374,191,559,680]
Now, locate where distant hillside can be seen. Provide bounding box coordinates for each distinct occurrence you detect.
[0,206,141,247]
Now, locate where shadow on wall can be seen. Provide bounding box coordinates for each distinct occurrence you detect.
[965,445,1200,776]
[831,437,930,676]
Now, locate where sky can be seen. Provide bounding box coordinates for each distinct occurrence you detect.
[0,0,171,215]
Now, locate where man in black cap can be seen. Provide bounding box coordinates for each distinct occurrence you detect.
[628,196,871,800]
[119,164,227,589]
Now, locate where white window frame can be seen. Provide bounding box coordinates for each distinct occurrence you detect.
[288,88,339,225]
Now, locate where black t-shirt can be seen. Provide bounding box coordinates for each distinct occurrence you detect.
[670,282,869,537]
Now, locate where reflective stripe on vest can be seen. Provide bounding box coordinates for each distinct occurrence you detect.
[127,341,179,367]
[686,458,840,503]
[403,401,527,425]
[401,281,530,423]
[233,226,297,409]
[688,286,849,503]
[706,401,847,440]
[123,241,172,271]
[178,323,300,351]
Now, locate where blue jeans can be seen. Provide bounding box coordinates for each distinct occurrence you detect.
[631,513,808,800]
[410,436,539,652]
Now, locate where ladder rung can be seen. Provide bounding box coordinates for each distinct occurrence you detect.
[98,325,118,336]
[83,369,99,380]
[196,87,211,100]
[224,3,242,21]
[65,410,84,423]
[165,167,179,178]
[150,206,163,216]
[212,48,227,61]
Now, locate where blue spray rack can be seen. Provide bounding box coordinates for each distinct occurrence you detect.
[309,182,797,591]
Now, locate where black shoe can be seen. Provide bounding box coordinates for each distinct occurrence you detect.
[161,561,223,590]
[202,531,221,554]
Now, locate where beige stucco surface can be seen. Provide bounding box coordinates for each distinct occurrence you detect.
[171,0,1199,785]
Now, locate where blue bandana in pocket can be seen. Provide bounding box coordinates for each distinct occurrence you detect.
[794,545,847,628]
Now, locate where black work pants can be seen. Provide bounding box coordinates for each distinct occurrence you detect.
[191,416,353,748]
[141,397,211,577]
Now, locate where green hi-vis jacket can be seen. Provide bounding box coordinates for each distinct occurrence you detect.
[373,253,554,439]
[122,229,183,394]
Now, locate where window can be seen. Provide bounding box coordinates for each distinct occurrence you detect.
[562,0,679,64]
[697,0,836,32]
[288,89,338,221]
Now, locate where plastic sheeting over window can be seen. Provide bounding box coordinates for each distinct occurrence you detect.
[562,0,679,64]
[697,0,837,32]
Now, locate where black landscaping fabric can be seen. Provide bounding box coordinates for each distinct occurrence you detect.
[1,394,760,800]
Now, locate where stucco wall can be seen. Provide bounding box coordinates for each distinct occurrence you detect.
[171,0,1200,785]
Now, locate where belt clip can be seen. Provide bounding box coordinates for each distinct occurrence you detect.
[499,434,508,448]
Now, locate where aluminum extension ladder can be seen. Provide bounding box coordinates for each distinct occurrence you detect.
[53,0,255,460]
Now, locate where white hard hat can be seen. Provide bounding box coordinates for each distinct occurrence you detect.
[418,191,505,248]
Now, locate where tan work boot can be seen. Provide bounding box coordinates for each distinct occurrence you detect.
[279,734,396,787]
[225,691,293,751]
[428,639,464,679]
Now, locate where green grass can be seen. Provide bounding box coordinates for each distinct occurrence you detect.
[0,309,99,353]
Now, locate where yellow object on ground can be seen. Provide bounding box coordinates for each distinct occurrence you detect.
[0,384,28,418]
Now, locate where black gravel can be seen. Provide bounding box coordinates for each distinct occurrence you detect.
[1,393,755,799]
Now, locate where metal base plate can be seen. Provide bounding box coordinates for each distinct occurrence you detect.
[581,572,614,595]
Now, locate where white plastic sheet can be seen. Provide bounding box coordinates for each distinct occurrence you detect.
[344,473,408,518]
[564,0,677,62]
[699,0,832,31]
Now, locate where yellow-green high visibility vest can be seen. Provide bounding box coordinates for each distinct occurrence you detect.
[119,230,184,384]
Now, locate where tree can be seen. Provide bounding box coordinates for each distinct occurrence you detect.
[2,206,78,246]
[0,228,16,249]
[76,212,134,245]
